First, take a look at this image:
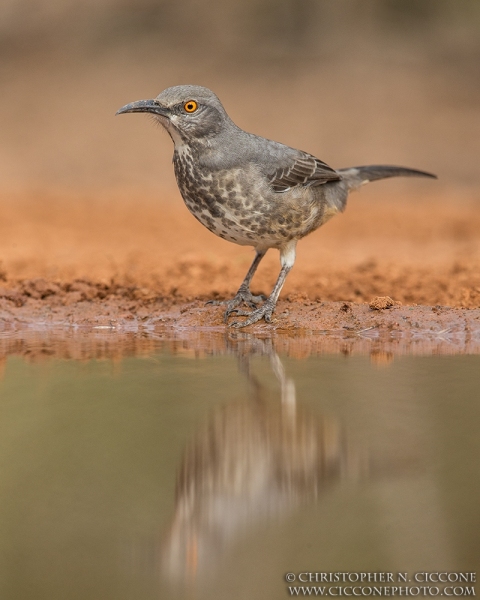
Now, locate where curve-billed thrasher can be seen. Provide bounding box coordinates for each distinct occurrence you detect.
[117,85,436,327]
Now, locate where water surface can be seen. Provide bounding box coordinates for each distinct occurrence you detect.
[0,331,478,600]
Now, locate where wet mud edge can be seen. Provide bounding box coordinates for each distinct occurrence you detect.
[1,296,480,356]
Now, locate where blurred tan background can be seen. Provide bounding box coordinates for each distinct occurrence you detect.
[0,0,479,308]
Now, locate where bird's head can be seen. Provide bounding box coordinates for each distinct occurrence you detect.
[116,85,231,145]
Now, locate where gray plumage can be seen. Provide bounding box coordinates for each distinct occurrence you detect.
[117,85,436,327]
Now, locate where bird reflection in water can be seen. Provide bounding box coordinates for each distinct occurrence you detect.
[159,337,365,586]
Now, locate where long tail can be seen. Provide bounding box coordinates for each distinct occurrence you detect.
[338,165,437,190]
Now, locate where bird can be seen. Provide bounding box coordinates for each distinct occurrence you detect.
[117,85,436,327]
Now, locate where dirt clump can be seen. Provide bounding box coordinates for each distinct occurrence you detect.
[369,296,400,310]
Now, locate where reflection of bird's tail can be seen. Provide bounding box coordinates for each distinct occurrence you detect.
[339,165,437,191]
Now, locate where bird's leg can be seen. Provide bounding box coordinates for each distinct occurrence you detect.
[228,264,291,327]
[228,241,296,328]
[207,250,267,317]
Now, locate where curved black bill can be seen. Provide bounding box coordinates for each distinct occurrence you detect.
[115,99,169,116]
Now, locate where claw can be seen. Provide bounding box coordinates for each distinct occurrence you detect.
[227,309,250,317]
[207,289,266,318]
[224,308,249,324]
[205,288,276,327]
[226,302,275,328]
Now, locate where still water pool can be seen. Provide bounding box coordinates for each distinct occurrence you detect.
[0,330,479,600]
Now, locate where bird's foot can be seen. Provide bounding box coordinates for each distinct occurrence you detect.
[227,299,276,328]
[206,289,266,322]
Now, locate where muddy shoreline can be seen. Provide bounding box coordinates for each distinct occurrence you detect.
[0,191,479,356]
[1,290,480,357]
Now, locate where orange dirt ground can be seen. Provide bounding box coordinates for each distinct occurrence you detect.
[0,186,479,345]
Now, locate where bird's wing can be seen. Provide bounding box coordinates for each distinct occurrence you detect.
[266,151,341,193]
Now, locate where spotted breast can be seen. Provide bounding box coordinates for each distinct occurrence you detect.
[173,148,328,250]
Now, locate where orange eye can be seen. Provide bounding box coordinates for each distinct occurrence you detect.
[184,100,198,113]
